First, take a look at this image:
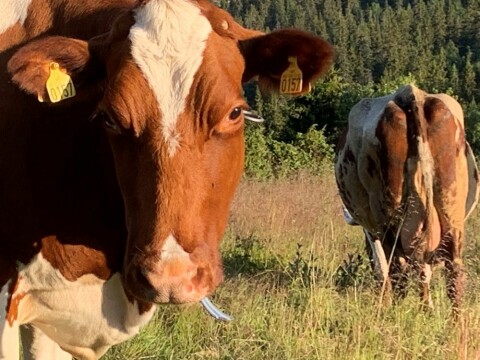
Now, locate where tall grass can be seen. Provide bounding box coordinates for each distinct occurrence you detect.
[104,173,480,360]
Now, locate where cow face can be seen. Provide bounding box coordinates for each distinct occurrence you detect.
[8,0,333,304]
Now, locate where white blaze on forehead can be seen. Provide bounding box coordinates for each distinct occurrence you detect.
[0,0,32,34]
[129,0,213,156]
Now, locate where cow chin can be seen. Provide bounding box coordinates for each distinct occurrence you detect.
[123,245,224,304]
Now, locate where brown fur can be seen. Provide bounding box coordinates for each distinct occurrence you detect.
[240,29,334,92]
[375,101,408,209]
[0,23,27,52]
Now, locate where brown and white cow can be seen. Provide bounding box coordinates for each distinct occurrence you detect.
[0,0,333,358]
[335,85,479,311]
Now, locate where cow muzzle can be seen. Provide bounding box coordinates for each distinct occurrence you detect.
[124,236,224,304]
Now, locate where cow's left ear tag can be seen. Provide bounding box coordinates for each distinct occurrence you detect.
[280,57,303,95]
[43,62,76,103]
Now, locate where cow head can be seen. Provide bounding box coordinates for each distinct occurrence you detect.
[7,0,333,304]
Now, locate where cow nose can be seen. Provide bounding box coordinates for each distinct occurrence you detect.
[123,238,224,304]
[124,258,224,304]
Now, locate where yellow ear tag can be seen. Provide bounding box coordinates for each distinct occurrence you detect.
[45,62,76,103]
[280,57,303,95]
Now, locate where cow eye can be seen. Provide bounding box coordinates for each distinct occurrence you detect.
[104,116,117,130]
[95,111,118,131]
[229,107,242,120]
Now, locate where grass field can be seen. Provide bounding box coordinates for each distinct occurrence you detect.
[104,173,480,360]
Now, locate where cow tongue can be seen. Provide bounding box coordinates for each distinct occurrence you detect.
[200,297,233,321]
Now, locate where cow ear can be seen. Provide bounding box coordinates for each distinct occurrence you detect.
[240,29,333,94]
[7,36,105,104]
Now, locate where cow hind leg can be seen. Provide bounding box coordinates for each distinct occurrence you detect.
[20,325,72,360]
[364,230,392,304]
[445,258,465,314]
[419,263,434,310]
[389,255,409,301]
[442,230,466,315]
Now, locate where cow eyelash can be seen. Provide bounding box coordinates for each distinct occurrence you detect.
[227,106,265,123]
[104,117,118,130]
[94,110,119,131]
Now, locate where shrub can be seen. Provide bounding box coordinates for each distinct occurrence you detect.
[244,124,334,179]
[244,126,274,179]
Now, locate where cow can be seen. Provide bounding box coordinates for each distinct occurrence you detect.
[0,0,334,358]
[335,84,479,312]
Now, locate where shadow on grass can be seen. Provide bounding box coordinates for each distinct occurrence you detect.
[223,234,282,278]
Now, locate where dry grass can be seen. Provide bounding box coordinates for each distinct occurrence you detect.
[104,172,480,360]
[231,174,342,239]
[228,174,355,260]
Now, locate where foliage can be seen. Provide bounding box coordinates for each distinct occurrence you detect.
[223,233,281,277]
[286,243,326,288]
[244,123,334,179]
[222,0,480,103]
[465,100,480,154]
[244,126,274,179]
[335,253,373,289]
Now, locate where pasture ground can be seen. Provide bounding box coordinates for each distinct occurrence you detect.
[105,173,480,360]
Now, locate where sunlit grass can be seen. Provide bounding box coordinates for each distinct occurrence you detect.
[104,173,480,360]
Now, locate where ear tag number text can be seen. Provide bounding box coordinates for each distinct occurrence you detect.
[45,62,76,103]
[280,57,303,95]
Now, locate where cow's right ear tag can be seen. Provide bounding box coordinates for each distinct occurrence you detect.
[44,62,76,103]
[280,57,303,95]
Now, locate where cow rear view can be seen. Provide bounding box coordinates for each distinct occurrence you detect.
[335,84,479,311]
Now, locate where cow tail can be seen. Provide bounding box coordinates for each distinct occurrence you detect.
[404,87,437,257]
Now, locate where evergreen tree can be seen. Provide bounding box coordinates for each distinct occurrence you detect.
[450,64,461,95]
[463,49,477,101]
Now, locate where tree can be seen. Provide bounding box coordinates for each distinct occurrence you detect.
[463,49,477,101]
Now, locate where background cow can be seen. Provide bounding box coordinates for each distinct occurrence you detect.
[335,84,479,311]
[0,0,333,358]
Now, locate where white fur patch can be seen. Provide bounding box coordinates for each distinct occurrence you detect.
[12,254,156,359]
[364,231,389,283]
[21,325,72,360]
[129,0,213,156]
[0,0,32,34]
[161,234,189,261]
[0,280,20,359]
[421,263,434,308]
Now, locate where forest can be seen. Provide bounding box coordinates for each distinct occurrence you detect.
[215,0,480,178]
